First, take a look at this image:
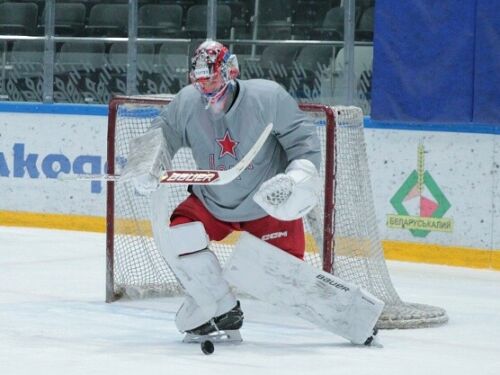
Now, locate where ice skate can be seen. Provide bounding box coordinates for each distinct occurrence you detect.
[183,301,244,344]
[363,329,383,348]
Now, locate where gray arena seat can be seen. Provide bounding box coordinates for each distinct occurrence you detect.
[85,3,128,37]
[333,46,373,103]
[156,42,190,92]
[256,0,292,39]
[39,2,86,36]
[261,44,301,68]
[242,44,301,89]
[56,41,106,72]
[296,44,336,73]
[318,6,344,40]
[108,43,155,72]
[10,40,44,69]
[356,6,374,41]
[185,4,232,38]
[2,39,44,101]
[0,2,39,35]
[54,41,108,102]
[291,44,336,99]
[0,40,6,57]
[106,43,156,95]
[291,1,332,39]
[138,4,183,37]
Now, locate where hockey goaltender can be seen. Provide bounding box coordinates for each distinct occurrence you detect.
[120,40,384,348]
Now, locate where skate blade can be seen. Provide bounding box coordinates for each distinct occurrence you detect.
[369,335,383,348]
[361,332,383,348]
[183,330,243,344]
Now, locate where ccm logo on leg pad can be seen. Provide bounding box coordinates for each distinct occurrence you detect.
[261,231,288,241]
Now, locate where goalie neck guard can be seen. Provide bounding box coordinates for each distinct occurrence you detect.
[189,40,239,113]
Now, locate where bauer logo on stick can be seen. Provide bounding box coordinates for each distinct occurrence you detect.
[161,171,220,184]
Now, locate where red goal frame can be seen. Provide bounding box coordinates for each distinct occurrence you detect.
[105,96,337,302]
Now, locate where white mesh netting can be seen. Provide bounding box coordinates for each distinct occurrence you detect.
[107,96,448,329]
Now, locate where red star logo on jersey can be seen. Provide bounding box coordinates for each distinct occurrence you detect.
[216,130,239,159]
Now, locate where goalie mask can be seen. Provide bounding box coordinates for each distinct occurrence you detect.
[190,40,239,113]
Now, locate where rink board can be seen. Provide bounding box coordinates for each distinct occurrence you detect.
[0,102,499,269]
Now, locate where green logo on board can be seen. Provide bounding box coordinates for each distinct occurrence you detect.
[388,143,453,238]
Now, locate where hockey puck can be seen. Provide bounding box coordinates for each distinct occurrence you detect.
[201,340,214,355]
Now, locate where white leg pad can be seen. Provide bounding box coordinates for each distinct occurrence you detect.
[223,232,385,344]
[150,189,236,331]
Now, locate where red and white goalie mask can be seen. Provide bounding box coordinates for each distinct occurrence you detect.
[190,41,239,112]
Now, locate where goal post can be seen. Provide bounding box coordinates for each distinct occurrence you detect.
[105,95,448,329]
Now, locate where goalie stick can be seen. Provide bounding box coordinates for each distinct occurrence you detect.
[60,123,273,186]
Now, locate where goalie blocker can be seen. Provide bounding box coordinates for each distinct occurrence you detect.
[223,232,384,345]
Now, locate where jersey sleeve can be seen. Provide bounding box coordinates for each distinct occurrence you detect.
[150,95,186,157]
[273,87,322,170]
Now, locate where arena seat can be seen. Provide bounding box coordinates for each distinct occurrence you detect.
[157,42,189,77]
[185,4,232,39]
[0,2,39,35]
[106,43,156,95]
[155,42,190,93]
[108,43,155,71]
[317,7,344,40]
[356,6,374,41]
[2,39,44,100]
[290,44,336,98]
[38,2,86,36]
[296,44,336,73]
[85,3,128,37]
[218,0,248,38]
[333,46,373,103]
[256,0,292,39]
[242,44,301,89]
[334,46,373,77]
[56,41,106,72]
[357,0,375,11]
[261,44,301,70]
[10,40,44,70]
[138,4,183,37]
[291,1,331,39]
[218,0,246,21]
[53,41,108,102]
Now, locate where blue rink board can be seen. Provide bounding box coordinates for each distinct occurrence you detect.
[0,101,498,135]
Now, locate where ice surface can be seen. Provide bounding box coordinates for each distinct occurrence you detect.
[1,226,499,375]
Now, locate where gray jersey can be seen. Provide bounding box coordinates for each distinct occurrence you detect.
[153,79,321,222]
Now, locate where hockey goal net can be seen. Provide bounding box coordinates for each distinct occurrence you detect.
[106,95,448,329]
